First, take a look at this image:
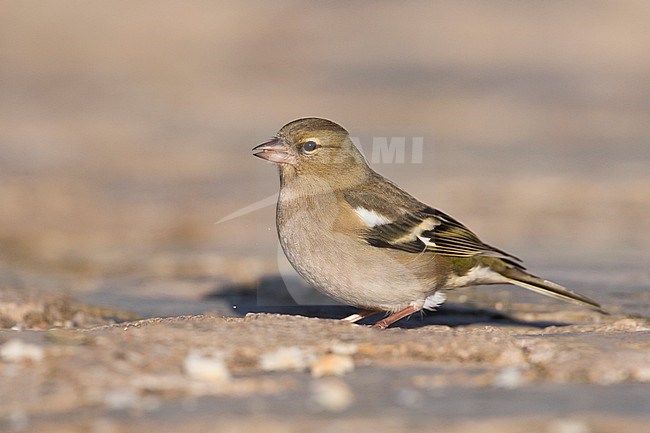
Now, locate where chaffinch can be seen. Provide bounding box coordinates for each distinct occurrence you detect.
[253,118,605,329]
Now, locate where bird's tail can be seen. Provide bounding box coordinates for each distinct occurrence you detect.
[499,267,608,314]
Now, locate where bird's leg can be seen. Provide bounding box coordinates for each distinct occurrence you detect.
[341,309,379,323]
[371,305,418,330]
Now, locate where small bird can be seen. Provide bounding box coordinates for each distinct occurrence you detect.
[253,118,605,329]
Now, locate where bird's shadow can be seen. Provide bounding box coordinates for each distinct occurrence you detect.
[205,275,569,329]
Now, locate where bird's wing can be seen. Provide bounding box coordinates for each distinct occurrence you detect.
[343,188,523,266]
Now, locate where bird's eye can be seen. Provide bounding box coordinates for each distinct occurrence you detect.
[302,141,318,153]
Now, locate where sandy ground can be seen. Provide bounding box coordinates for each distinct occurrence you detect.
[1,1,650,431]
[1,308,649,432]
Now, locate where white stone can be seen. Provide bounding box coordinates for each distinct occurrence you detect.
[493,367,523,389]
[329,342,358,356]
[260,347,312,372]
[311,378,354,412]
[0,339,44,363]
[183,350,230,382]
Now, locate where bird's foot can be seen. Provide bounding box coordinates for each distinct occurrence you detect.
[370,305,418,330]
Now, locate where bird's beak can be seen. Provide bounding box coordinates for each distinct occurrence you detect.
[252,138,297,165]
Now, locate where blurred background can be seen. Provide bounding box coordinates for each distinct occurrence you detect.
[1,1,648,319]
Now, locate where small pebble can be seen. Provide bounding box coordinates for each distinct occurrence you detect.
[612,318,647,331]
[589,366,628,385]
[329,342,358,356]
[311,378,354,412]
[260,347,311,372]
[310,354,354,378]
[493,367,523,389]
[632,366,650,382]
[547,418,591,433]
[183,350,230,382]
[0,339,44,363]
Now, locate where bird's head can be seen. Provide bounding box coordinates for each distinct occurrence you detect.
[253,118,370,186]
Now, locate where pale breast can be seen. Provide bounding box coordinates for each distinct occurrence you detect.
[276,187,443,311]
